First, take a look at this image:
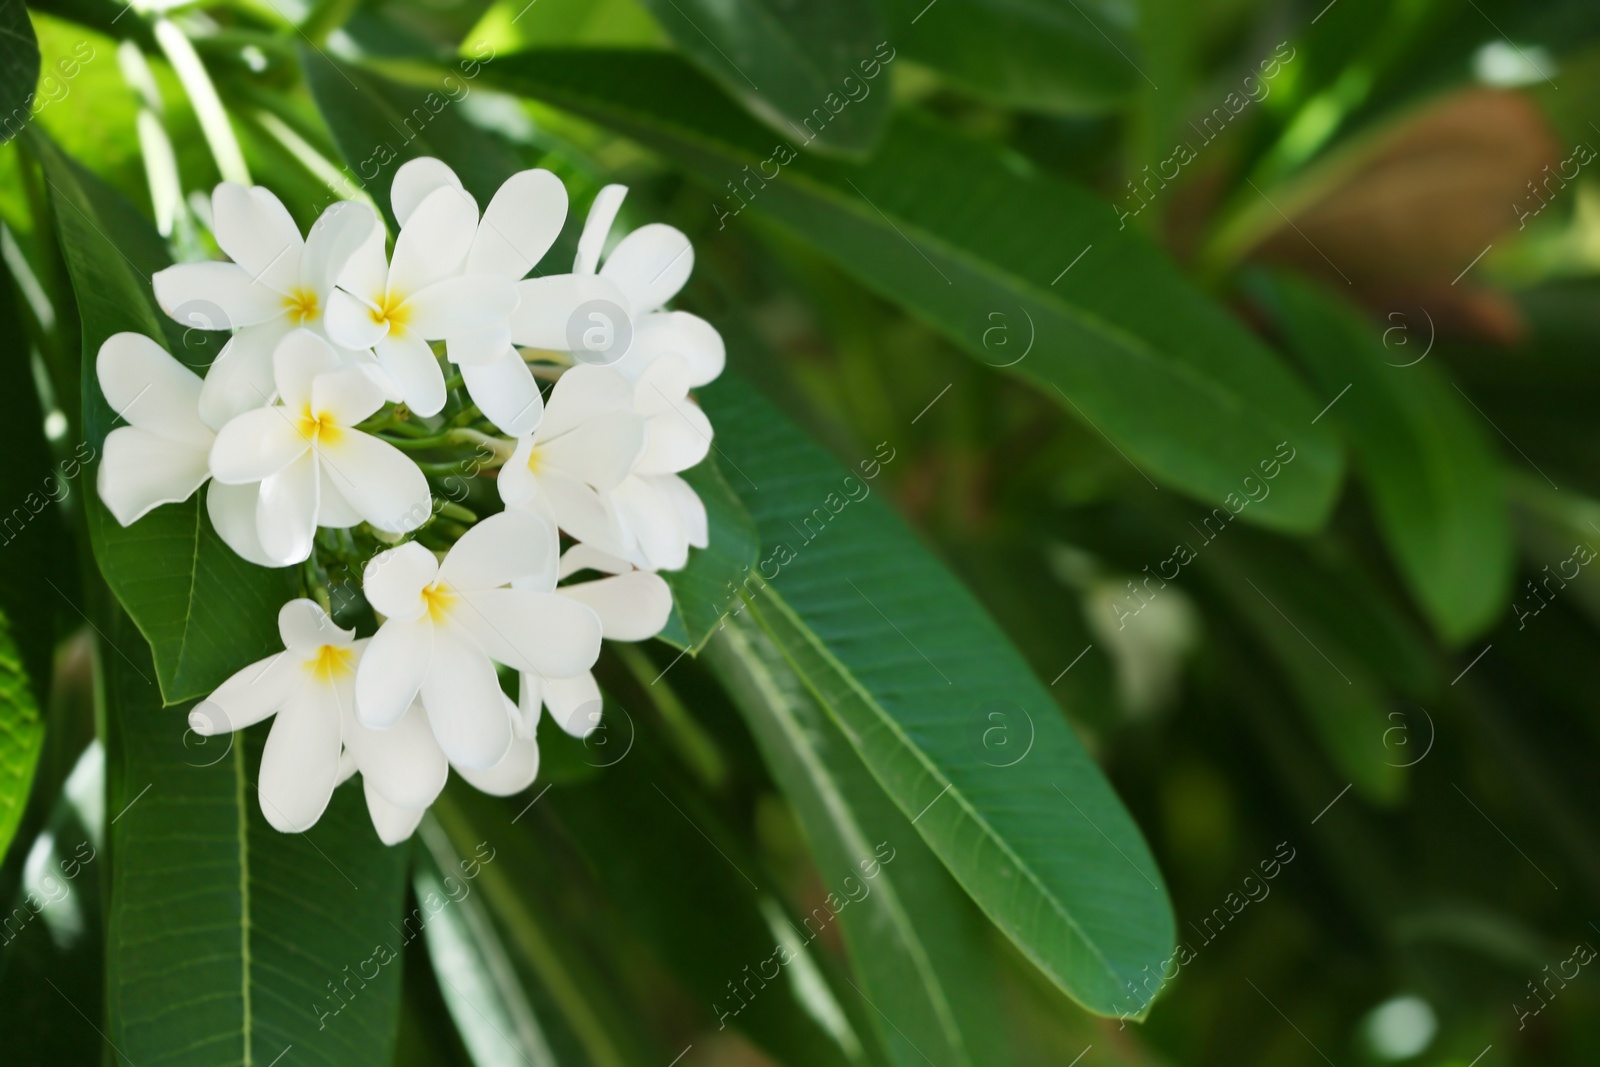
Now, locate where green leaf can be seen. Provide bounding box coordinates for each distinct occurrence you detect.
[0,615,44,868]
[414,819,560,1067]
[1250,270,1514,643]
[880,0,1141,112]
[530,714,859,1065]
[30,130,294,704]
[0,0,40,145]
[301,49,525,231]
[656,454,760,651]
[431,786,661,1067]
[698,371,1175,1018]
[488,51,1345,532]
[633,0,889,155]
[103,607,411,1066]
[708,614,1015,1067]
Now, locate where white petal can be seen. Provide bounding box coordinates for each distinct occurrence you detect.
[438,509,558,592]
[207,481,282,567]
[301,199,379,298]
[363,779,426,845]
[455,710,540,794]
[497,437,541,509]
[613,474,690,571]
[391,157,464,228]
[97,332,211,446]
[273,328,343,411]
[258,681,344,833]
[637,404,712,476]
[467,169,567,280]
[559,571,672,641]
[544,672,604,738]
[574,184,627,275]
[517,671,543,734]
[630,310,725,386]
[311,364,386,426]
[343,698,447,811]
[154,261,285,330]
[599,223,692,312]
[375,333,446,417]
[403,275,517,341]
[362,541,438,622]
[279,598,351,652]
[445,322,513,368]
[211,182,303,291]
[192,650,300,735]
[333,222,390,309]
[256,450,320,566]
[461,349,544,437]
[632,351,693,415]
[541,411,646,490]
[323,287,391,351]
[316,472,364,529]
[661,472,709,548]
[508,273,631,350]
[389,184,478,296]
[538,470,628,555]
[209,406,310,485]
[558,543,632,579]
[97,427,211,526]
[317,431,432,534]
[540,364,634,440]
[455,588,602,678]
[356,616,434,728]
[421,623,513,770]
[199,319,291,429]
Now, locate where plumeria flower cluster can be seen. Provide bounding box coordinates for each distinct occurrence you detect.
[97,159,721,844]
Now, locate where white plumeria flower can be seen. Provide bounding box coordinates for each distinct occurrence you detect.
[498,365,646,557]
[509,184,725,388]
[94,332,277,566]
[153,186,376,427]
[611,354,714,571]
[384,158,568,435]
[351,690,543,846]
[518,544,672,738]
[209,330,431,566]
[189,600,365,833]
[324,183,518,418]
[355,509,603,771]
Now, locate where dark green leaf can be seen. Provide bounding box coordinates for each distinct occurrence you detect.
[634,0,889,154]
[708,614,1015,1067]
[0,615,44,867]
[1251,270,1514,643]
[30,130,294,704]
[880,0,1141,112]
[489,51,1345,532]
[103,607,411,1066]
[0,0,40,145]
[699,370,1174,1017]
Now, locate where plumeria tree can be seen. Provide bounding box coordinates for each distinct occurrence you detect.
[2,0,1597,1065]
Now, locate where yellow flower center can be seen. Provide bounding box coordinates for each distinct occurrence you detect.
[525,446,545,475]
[282,287,319,324]
[369,290,411,335]
[307,644,355,681]
[421,581,456,621]
[297,405,342,446]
